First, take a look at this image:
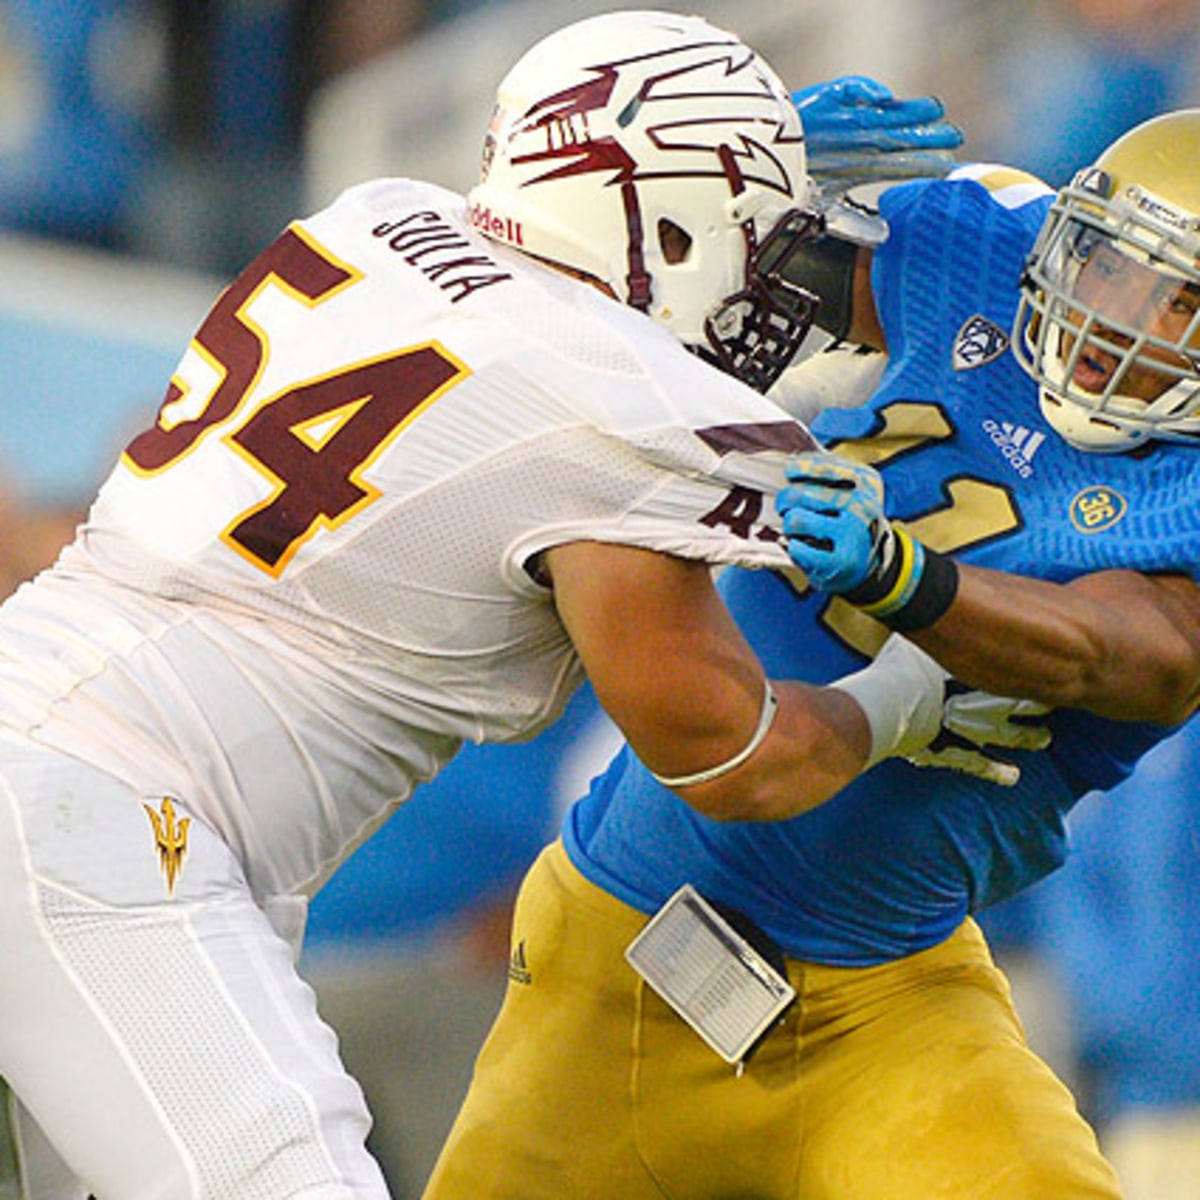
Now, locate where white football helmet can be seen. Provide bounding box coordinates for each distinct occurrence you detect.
[1013,109,1200,452]
[467,9,824,392]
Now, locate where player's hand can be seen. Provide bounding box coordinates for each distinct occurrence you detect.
[792,76,963,190]
[826,633,949,769]
[777,451,958,633]
[943,688,1052,752]
[907,740,1023,787]
[906,688,1053,787]
[794,77,960,153]
[776,451,892,592]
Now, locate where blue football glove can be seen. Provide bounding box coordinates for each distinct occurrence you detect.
[776,452,887,592]
[792,76,963,190]
[777,450,960,632]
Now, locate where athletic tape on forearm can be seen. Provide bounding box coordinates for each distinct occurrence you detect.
[650,680,779,789]
[827,638,947,769]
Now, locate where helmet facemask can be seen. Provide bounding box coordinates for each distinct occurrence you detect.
[701,202,825,393]
[1014,162,1200,451]
[467,11,822,393]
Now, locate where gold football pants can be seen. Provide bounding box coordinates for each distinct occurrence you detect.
[424,839,1122,1200]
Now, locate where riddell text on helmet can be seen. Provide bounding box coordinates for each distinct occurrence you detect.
[468,203,524,247]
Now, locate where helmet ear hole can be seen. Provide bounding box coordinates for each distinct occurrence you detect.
[658,219,693,265]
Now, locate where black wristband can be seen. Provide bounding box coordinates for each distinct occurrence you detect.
[843,523,903,608]
[879,543,959,632]
[844,527,960,632]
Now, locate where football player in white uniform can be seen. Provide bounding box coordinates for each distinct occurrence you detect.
[0,11,966,1199]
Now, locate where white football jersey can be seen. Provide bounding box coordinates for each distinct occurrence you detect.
[0,178,814,900]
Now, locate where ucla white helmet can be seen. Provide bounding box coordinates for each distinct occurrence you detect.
[1014,110,1200,452]
[467,9,824,392]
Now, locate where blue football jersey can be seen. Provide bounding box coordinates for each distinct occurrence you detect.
[564,167,1200,966]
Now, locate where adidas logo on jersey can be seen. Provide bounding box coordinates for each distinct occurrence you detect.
[982,419,1044,479]
[508,939,532,985]
[953,315,1010,370]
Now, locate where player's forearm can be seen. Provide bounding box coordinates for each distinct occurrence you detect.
[909,565,1200,725]
[672,680,870,822]
[778,456,1200,726]
[659,636,949,823]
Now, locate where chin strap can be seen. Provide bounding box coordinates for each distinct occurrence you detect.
[620,180,652,311]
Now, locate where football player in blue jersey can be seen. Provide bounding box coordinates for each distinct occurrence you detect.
[422,113,1200,1200]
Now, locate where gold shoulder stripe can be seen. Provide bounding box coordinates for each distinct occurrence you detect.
[948,163,1054,209]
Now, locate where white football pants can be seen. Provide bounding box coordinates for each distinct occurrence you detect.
[0,730,390,1199]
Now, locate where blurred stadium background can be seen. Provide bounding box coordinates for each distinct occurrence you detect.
[2,1,1199,1196]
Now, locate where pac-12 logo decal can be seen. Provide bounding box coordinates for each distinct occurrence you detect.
[1070,486,1127,533]
[953,315,1010,371]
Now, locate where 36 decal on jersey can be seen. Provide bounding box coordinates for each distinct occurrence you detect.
[1070,486,1127,533]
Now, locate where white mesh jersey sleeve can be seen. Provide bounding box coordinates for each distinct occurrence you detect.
[0,178,817,898]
